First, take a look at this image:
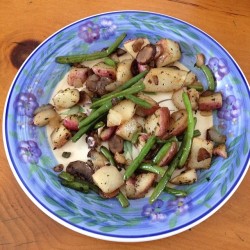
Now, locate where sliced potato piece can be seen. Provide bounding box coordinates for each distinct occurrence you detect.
[135,93,160,117]
[33,108,57,127]
[92,166,124,193]
[124,37,150,58]
[162,110,188,139]
[116,59,133,83]
[111,99,136,124]
[67,67,89,88]
[50,124,71,149]
[92,62,116,80]
[198,92,223,111]
[125,173,156,199]
[53,88,80,109]
[187,137,214,169]
[116,118,141,141]
[107,109,122,127]
[170,169,197,185]
[172,87,199,110]
[145,107,170,137]
[143,67,188,92]
[156,39,181,67]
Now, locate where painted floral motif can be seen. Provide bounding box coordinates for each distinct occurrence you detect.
[141,199,167,221]
[99,18,117,39]
[218,95,241,121]
[166,197,191,214]
[17,140,42,164]
[208,57,229,81]
[78,19,117,43]
[78,21,100,43]
[14,92,39,117]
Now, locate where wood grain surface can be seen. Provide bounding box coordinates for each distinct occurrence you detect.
[0,0,250,249]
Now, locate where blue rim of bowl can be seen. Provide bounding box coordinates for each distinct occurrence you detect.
[3,10,250,242]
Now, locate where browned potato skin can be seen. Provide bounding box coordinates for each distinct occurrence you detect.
[135,93,160,117]
[161,110,188,139]
[145,107,170,137]
[92,62,116,80]
[67,67,89,88]
[159,141,179,166]
[198,92,223,111]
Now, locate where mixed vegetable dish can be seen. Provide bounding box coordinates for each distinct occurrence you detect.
[32,33,228,207]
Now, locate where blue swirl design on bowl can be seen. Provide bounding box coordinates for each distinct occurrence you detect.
[3,11,250,241]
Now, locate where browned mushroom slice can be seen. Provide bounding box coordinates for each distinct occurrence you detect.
[108,135,124,154]
[132,38,145,52]
[66,160,94,183]
[136,44,156,65]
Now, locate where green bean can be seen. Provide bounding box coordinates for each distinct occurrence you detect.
[178,92,195,167]
[177,129,201,141]
[163,186,188,197]
[131,132,139,144]
[79,101,113,127]
[94,121,105,129]
[55,33,126,64]
[156,136,178,144]
[125,94,152,108]
[91,82,145,109]
[100,146,116,167]
[71,114,105,142]
[106,33,127,55]
[102,71,148,98]
[200,65,215,91]
[116,191,130,208]
[149,145,184,204]
[58,171,74,182]
[124,135,156,180]
[103,57,116,67]
[152,142,172,165]
[139,163,165,177]
[61,179,89,193]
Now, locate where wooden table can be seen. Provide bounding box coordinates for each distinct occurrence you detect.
[1,0,250,249]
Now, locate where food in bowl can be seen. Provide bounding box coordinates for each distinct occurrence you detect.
[32,33,227,207]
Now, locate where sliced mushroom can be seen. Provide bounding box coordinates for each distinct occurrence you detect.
[136,44,156,65]
[87,149,108,169]
[108,135,124,154]
[206,126,227,144]
[66,160,94,183]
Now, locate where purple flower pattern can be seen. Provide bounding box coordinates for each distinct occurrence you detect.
[208,57,229,81]
[166,197,191,214]
[78,19,117,43]
[78,21,100,43]
[218,95,241,121]
[99,18,117,39]
[17,140,42,164]
[141,199,167,221]
[14,92,39,117]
